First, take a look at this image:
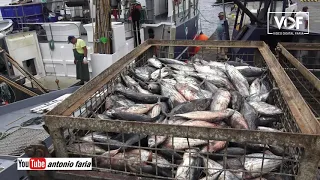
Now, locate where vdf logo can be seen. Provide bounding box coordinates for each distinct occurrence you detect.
[267,12,309,35]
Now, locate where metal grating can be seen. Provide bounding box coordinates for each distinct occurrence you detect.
[0,128,49,156]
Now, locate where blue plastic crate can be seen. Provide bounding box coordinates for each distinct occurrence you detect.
[25,15,44,23]
[0,3,43,18]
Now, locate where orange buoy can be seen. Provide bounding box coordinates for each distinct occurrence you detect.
[194,32,209,54]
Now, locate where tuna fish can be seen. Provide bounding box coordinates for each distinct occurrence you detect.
[210,89,231,111]
[202,80,219,94]
[158,57,186,65]
[176,149,203,180]
[258,117,279,126]
[225,64,250,97]
[170,98,212,115]
[200,158,223,180]
[250,78,261,96]
[230,91,243,111]
[193,64,227,78]
[112,104,155,114]
[240,101,258,130]
[174,109,235,122]
[225,110,249,129]
[160,82,187,107]
[168,64,195,72]
[115,88,168,104]
[148,104,162,118]
[175,83,206,101]
[172,74,200,85]
[242,153,282,178]
[106,110,158,122]
[147,57,163,69]
[248,101,283,116]
[236,66,265,77]
[133,67,156,81]
[195,73,235,90]
[67,143,106,155]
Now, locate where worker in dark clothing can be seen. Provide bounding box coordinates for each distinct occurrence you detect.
[131,3,142,47]
[68,36,90,85]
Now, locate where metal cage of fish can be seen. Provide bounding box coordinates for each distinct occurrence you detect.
[276,43,320,121]
[41,40,320,180]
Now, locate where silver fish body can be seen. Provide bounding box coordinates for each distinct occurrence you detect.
[226,64,250,97]
[195,73,234,90]
[168,64,195,72]
[248,92,270,102]
[134,85,152,95]
[194,64,227,78]
[248,101,283,116]
[258,117,279,126]
[114,104,155,114]
[174,109,234,122]
[210,89,231,111]
[207,61,227,72]
[148,104,162,118]
[175,83,206,101]
[170,98,212,115]
[200,157,223,180]
[147,57,163,68]
[230,91,243,111]
[176,149,203,180]
[147,83,161,94]
[173,74,200,85]
[202,81,219,94]
[257,126,282,132]
[173,70,198,76]
[240,100,258,130]
[235,66,265,77]
[226,110,249,129]
[250,78,261,96]
[115,89,168,104]
[67,143,106,155]
[163,136,208,150]
[242,153,282,178]
[134,67,155,81]
[160,82,187,107]
[161,78,177,86]
[158,57,186,65]
[151,67,171,80]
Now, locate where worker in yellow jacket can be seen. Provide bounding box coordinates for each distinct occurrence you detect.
[68,36,89,85]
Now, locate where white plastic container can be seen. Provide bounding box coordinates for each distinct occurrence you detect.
[83,22,125,52]
[42,21,81,42]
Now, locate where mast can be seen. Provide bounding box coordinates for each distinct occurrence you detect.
[94,0,112,54]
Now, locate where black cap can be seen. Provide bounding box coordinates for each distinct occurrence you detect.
[302,6,308,11]
[68,35,75,43]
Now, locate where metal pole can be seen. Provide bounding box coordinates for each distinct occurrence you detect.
[223,0,226,21]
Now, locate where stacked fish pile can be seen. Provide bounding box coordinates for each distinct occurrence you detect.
[68,57,293,179]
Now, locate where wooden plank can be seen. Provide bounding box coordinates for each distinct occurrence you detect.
[259,44,320,134]
[0,75,38,97]
[280,42,320,50]
[278,43,320,92]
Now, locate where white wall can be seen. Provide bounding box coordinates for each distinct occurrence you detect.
[5,31,45,78]
[154,0,167,16]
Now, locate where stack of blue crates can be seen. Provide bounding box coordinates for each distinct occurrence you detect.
[0,3,45,30]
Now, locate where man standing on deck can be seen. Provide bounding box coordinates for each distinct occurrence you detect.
[216,12,226,40]
[295,6,309,31]
[68,36,90,85]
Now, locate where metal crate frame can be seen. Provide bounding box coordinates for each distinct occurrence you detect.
[44,40,320,180]
[276,43,320,120]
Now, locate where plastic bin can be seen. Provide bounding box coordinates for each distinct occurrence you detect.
[0,3,43,18]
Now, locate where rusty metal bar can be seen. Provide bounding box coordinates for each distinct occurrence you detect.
[280,42,320,51]
[54,170,158,180]
[47,42,151,116]
[148,39,264,47]
[258,44,320,134]
[277,43,320,92]
[44,115,319,149]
